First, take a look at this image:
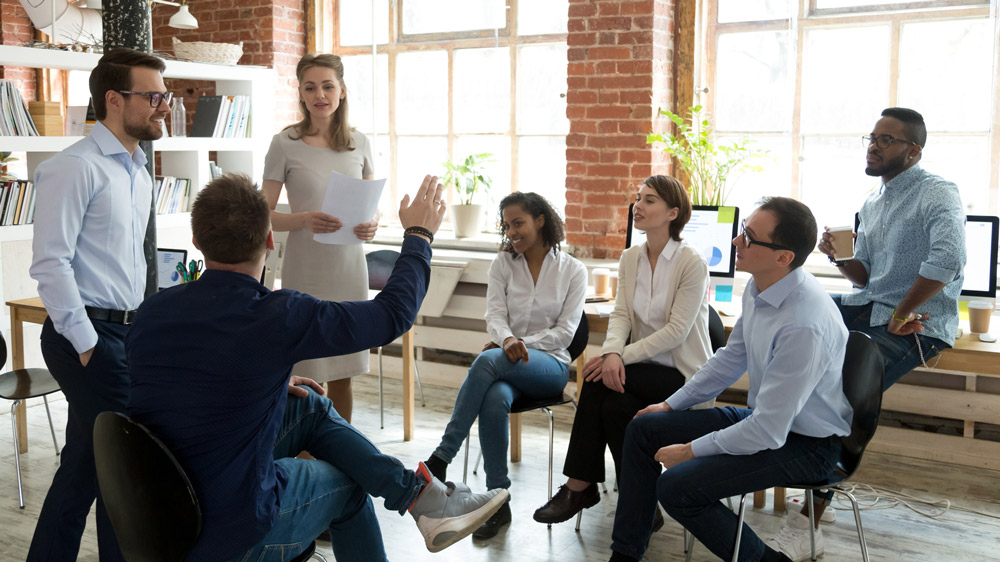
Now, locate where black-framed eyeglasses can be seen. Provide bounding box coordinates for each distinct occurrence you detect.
[739,220,793,252]
[862,134,916,150]
[118,90,174,108]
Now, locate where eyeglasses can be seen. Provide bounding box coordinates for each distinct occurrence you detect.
[862,134,916,150]
[739,220,793,252]
[117,90,174,108]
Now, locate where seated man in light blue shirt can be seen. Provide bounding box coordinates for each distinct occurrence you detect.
[607,197,853,562]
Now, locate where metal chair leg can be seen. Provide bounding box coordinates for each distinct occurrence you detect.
[377,346,384,429]
[463,435,470,483]
[474,449,482,474]
[599,482,608,493]
[43,395,59,455]
[731,493,748,562]
[544,408,554,500]
[684,529,695,562]
[413,361,426,407]
[837,487,871,562]
[574,509,583,532]
[806,489,817,561]
[11,400,24,508]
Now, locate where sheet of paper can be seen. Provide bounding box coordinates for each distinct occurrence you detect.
[313,171,386,245]
[596,304,615,317]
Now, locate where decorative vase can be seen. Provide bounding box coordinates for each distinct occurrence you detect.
[451,204,485,238]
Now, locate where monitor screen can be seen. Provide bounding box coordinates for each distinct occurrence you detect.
[156,248,188,290]
[962,215,998,298]
[626,204,740,278]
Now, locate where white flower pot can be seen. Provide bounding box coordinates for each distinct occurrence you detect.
[451,204,485,238]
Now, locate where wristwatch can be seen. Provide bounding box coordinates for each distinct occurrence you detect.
[828,255,847,267]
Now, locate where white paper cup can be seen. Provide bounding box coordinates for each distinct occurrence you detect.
[828,226,854,261]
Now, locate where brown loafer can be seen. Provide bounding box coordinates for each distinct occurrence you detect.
[532,483,601,524]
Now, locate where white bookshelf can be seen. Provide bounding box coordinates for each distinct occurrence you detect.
[0,44,276,315]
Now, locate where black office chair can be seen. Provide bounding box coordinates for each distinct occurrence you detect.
[93,412,327,562]
[367,249,425,429]
[463,311,589,525]
[711,331,884,562]
[0,332,60,508]
[708,304,726,353]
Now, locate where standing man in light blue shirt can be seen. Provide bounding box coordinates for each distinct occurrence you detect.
[27,48,170,562]
[607,197,852,562]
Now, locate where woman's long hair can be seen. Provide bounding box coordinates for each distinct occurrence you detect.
[285,53,354,152]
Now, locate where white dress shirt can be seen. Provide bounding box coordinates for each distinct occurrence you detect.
[30,121,152,353]
[633,239,681,367]
[485,249,588,364]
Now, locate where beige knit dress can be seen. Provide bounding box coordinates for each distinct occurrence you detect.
[263,128,374,382]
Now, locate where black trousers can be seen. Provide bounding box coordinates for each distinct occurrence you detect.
[562,362,686,484]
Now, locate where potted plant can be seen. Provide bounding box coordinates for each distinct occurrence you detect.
[647,105,766,206]
[442,152,494,238]
[0,152,18,181]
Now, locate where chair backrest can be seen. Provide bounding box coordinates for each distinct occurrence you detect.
[93,411,201,562]
[0,329,7,370]
[567,310,589,362]
[837,331,885,478]
[366,249,400,291]
[707,305,726,353]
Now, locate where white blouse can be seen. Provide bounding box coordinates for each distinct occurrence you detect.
[485,249,588,364]
[633,238,681,367]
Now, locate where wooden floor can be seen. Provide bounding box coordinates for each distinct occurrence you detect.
[2,371,1000,561]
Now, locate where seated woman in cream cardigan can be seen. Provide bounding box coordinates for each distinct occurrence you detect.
[533,175,713,526]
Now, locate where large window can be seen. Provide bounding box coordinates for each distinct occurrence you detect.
[706,1,999,230]
[333,0,569,228]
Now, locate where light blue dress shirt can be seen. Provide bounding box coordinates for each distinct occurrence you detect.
[667,268,853,458]
[841,164,965,345]
[29,121,152,354]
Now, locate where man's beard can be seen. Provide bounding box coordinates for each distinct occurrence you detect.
[124,115,163,142]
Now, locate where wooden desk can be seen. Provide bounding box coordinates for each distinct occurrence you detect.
[7,297,48,454]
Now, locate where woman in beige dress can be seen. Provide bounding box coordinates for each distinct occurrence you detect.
[262,53,378,422]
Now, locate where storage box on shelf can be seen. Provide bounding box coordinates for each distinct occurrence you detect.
[0,44,275,310]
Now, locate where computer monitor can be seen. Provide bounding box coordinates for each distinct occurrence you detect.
[961,215,998,299]
[156,248,188,290]
[853,213,998,299]
[626,204,740,278]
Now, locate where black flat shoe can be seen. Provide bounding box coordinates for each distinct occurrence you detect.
[473,499,511,539]
[532,483,601,524]
[424,454,447,483]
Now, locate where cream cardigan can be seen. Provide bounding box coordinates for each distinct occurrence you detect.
[601,240,713,381]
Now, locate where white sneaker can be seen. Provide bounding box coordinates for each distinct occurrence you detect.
[766,510,825,562]
[786,499,836,523]
[409,462,509,553]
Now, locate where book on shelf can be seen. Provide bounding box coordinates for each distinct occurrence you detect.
[0,180,35,226]
[154,176,193,214]
[190,94,251,138]
[208,161,224,179]
[0,81,39,136]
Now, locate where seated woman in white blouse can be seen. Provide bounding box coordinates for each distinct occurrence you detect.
[533,175,713,526]
[423,192,587,540]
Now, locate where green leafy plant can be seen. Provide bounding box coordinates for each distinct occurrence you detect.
[0,152,18,181]
[442,152,494,205]
[647,106,767,206]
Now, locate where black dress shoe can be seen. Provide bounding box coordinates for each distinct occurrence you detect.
[472,499,511,539]
[532,483,601,524]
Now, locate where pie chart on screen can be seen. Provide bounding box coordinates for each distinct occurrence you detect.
[705,246,723,267]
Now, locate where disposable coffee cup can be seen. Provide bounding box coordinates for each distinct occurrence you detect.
[593,268,611,297]
[828,226,855,261]
[968,300,993,334]
[610,272,619,299]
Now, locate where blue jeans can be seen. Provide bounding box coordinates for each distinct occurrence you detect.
[832,295,948,390]
[231,388,423,562]
[611,408,841,562]
[433,348,569,489]
[28,318,127,562]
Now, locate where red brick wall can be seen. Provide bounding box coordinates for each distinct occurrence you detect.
[564,0,676,259]
[0,0,36,101]
[152,0,306,131]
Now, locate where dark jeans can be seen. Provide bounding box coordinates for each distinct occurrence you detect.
[832,295,948,390]
[562,363,685,484]
[27,318,128,562]
[611,407,841,562]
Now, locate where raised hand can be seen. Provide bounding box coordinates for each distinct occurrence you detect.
[399,175,447,237]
